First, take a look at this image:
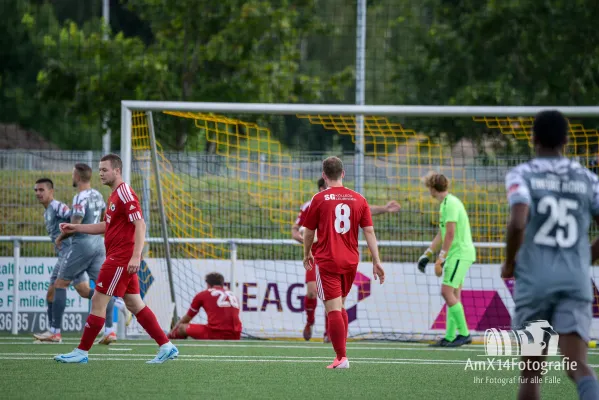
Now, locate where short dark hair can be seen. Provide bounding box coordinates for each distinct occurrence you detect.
[322,156,343,180]
[205,272,225,287]
[533,110,569,149]
[74,163,93,182]
[35,178,54,189]
[317,178,326,189]
[100,154,123,171]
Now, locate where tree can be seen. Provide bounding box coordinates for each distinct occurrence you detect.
[389,0,599,148]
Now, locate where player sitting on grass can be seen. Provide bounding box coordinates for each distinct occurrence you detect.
[168,272,242,340]
[503,110,599,400]
[417,172,475,347]
[302,156,385,368]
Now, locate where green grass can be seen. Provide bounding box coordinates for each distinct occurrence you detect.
[0,335,595,399]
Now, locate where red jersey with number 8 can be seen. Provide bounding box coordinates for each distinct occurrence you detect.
[302,186,372,273]
[104,182,143,263]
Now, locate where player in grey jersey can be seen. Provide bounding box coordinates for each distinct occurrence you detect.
[38,164,117,344]
[32,178,90,341]
[503,110,599,400]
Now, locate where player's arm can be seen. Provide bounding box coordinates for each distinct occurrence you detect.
[128,218,146,273]
[370,201,401,216]
[171,294,202,333]
[439,222,456,262]
[291,223,304,244]
[503,169,531,278]
[360,204,384,282]
[591,217,599,262]
[504,204,529,277]
[60,221,106,235]
[417,232,441,273]
[301,197,319,270]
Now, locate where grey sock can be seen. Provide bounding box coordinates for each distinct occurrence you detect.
[578,375,599,400]
[52,288,67,331]
[47,301,53,328]
[105,297,115,328]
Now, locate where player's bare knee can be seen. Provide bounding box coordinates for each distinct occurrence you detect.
[47,285,55,301]
[307,291,317,299]
[75,286,90,298]
[90,291,112,316]
[55,278,70,289]
[441,285,457,305]
[124,294,145,315]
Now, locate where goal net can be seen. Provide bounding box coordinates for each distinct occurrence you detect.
[121,103,599,341]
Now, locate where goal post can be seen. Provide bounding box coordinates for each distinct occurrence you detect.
[119,101,599,341]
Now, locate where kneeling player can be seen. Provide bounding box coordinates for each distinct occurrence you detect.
[168,272,242,340]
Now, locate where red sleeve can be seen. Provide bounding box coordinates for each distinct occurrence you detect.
[117,184,143,223]
[187,292,204,318]
[360,199,373,228]
[302,196,320,231]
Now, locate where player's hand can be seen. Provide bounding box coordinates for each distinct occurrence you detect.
[385,201,401,213]
[303,253,314,271]
[434,250,446,277]
[417,254,430,273]
[417,248,433,274]
[55,237,62,249]
[128,255,141,274]
[501,262,514,279]
[59,223,77,234]
[373,261,385,284]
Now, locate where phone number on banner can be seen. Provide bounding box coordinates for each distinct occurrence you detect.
[0,312,87,333]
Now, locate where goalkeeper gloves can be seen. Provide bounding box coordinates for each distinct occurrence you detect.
[417,248,434,273]
[434,250,447,277]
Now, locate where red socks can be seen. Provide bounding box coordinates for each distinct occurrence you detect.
[305,297,317,325]
[327,310,346,360]
[78,314,105,351]
[341,308,348,338]
[136,306,169,346]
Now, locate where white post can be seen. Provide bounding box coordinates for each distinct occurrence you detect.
[101,0,111,154]
[229,242,238,301]
[120,105,132,183]
[355,0,367,259]
[142,150,151,257]
[11,239,20,335]
[147,112,178,325]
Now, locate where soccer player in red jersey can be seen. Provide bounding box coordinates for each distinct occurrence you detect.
[302,156,385,369]
[167,272,242,340]
[54,154,178,364]
[293,178,399,342]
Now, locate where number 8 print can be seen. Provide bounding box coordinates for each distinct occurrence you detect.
[334,203,351,234]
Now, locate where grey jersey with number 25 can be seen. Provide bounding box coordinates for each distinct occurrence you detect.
[505,157,599,303]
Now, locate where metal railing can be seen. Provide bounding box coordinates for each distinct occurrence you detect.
[0,235,504,335]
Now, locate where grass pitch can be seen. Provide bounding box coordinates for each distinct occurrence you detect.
[0,335,597,399]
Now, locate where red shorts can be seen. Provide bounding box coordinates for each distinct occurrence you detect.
[185,324,241,340]
[95,261,140,297]
[315,265,357,301]
[305,267,316,283]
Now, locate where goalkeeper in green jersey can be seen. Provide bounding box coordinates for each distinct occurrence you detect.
[417,172,476,347]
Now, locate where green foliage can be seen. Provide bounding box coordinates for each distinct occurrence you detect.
[389,0,599,146]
